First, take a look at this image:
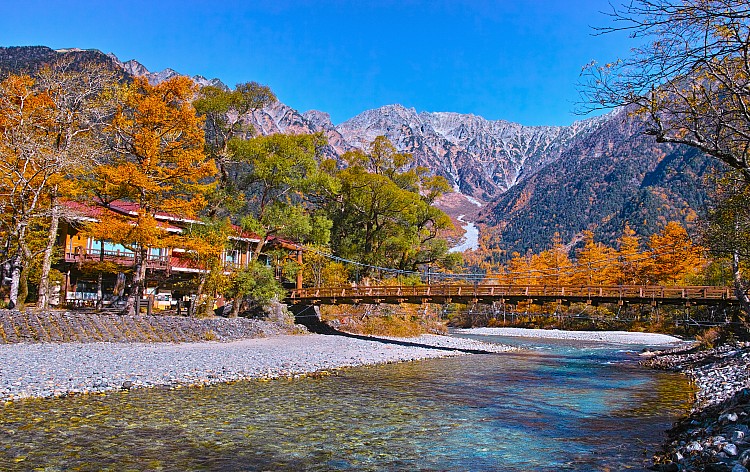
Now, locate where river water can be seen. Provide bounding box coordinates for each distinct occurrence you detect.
[0,334,692,471]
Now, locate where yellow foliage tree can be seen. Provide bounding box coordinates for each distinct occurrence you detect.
[0,74,57,308]
[531,233,573,286]
[85,76,215,315]
[647,221,705,285]
[615,223,648,285]
[505,251,535,286]
[572,230,620,285]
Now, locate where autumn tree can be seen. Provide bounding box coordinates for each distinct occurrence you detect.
[505,251,535,286]
[702,174,750,313]
[583,0,750,181]
[647,221,705,285]
[616,223,648,285]
[463,224,506,273]
[571,231,620,285]
[529,233,573,285]
[179,218,234,317]
[0,74,58,308]
[84,76,215,315]
[583,1,750,313]
[33,59,117,309]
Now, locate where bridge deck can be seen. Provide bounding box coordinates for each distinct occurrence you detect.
[287,284,738,306]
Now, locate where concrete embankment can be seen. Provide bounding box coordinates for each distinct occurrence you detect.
[0,309,304,344]
[645,342,750,471]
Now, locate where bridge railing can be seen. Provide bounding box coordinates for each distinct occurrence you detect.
[288,284,736,303]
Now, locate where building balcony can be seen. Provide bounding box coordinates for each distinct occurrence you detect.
[65,249,170,270]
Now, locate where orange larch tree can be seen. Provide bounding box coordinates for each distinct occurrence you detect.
[572,230,621,285]
[615,223,649,285]
[532,232,574,286]
[647,221,705,285]
[85,76,216,315]
[505,251,535,286]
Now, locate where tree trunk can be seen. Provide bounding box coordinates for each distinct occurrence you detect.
[8,253,21,310]
[37,199,60,310]
[192,275,206,317]
[732,251,750,322]
[96,239,104,309]
[125,248,148,315]
[230,295,242,318]
[253,237,267,259]
[96,272,103,310]
[17,265,29,309]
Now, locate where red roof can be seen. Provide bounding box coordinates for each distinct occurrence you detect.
[62,200,263,241]
[63,200,183,232]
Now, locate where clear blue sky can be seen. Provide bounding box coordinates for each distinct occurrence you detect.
[3,1,632,126]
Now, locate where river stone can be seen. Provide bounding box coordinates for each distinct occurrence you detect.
[706,463,731,472]
[686,441,704,452]
[733,465,748,472]
[735,431,746,442]
[740,449,750,467]
[725,443,739,456]
[727,413,740,423]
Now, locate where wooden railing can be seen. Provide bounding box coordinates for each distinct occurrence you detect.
[65,249,170,269]
[287,284,738,306]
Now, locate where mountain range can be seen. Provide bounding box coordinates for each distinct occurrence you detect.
[0,46,718,257]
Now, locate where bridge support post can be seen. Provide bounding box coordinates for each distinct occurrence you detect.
[287,304,331,333]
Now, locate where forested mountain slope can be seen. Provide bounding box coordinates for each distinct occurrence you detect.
[481,109,719,255]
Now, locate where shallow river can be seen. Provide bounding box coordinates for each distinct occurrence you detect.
[0,334,692,471]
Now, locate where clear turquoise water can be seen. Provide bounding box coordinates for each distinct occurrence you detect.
[0,334,692,471]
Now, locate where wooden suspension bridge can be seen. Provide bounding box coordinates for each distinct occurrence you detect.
[287,284,739,307]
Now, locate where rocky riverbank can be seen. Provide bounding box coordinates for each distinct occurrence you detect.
[0,331,513,403]
[645,342,750,471]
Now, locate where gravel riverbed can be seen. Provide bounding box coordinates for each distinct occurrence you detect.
[0,333,512,403]
[459,326,684,345]
[645,342,750,472]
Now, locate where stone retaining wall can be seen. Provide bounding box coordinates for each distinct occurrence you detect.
[0,309,305,344]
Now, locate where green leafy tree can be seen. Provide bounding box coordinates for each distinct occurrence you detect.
[193,82,276,214]
[229,133,331,256]
[225,261,284,318]
[324,136,454,274]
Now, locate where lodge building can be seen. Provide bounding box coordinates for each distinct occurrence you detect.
[55,200,300,311]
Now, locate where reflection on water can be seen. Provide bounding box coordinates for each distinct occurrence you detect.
[0,335,693,471]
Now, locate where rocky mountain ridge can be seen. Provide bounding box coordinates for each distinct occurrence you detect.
[0,45,716,256]
[0,46,608,203]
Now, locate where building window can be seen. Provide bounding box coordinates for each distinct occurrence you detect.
[91,240,134,256]
[224,250,239,266]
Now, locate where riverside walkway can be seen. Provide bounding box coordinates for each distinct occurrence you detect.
[287,284,738,307]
